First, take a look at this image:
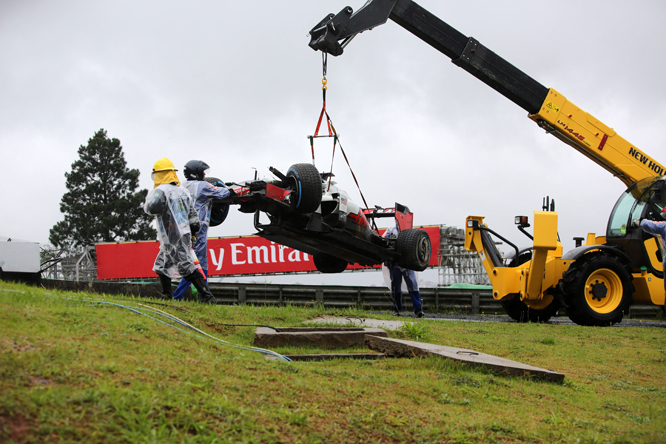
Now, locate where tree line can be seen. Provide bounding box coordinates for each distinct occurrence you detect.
[49,129,156,253]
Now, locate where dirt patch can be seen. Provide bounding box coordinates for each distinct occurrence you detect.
[0,413,36,443]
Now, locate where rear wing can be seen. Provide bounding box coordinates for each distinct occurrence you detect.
[362,202,413,231]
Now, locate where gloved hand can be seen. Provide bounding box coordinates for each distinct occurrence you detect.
[632,219,641,228]
[213,187,236,204]
[190,219,201,234]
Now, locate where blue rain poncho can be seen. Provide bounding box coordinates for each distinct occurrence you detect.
[183,180,230,271]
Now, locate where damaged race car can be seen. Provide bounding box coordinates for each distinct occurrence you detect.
[207,163,431,273]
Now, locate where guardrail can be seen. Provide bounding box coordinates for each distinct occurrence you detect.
[207,282,501,315]
[37,279,662,319]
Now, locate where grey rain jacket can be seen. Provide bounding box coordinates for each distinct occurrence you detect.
[144,183,200,278]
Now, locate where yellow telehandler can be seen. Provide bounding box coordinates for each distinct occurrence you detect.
[309,0,666,325]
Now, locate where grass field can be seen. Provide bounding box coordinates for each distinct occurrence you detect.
[1,281,664,443]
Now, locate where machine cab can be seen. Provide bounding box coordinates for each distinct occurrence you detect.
[607,176,666,276]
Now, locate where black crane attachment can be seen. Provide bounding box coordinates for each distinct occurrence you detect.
[308,0,548,114]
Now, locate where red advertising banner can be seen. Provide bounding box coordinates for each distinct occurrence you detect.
[96,226,441,280]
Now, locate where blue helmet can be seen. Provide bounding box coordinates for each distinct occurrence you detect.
[183,160,210,181]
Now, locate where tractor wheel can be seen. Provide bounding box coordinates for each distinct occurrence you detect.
[396,229,431,271]
[205,177,229,227]
[313,254,348,273]
[560,252,633,326]
[501,294,561,323]
[286,163,322,213]
[500,250,560,322]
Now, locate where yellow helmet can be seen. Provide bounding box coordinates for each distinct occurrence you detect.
[151,157,180,187]
[152,157,177,173]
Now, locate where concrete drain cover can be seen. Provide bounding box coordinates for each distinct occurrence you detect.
[365,336,564,382]
[253,327,387,348]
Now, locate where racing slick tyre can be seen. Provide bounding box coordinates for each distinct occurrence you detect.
[286,163,322,214]
[395,229,431,271]
[500,250,561,323]
[313,253,348,273]
[205,177,230,227]
[559,252,634,326]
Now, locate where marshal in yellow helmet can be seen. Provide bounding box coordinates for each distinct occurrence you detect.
[151,157,180,187]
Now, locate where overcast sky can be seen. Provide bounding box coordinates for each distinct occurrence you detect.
[2,0,665,287]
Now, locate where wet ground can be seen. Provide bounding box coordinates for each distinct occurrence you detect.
[309,313,666,329]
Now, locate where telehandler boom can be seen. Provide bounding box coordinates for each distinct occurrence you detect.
[309,0,666,325]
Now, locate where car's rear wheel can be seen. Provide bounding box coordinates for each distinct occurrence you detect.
[286,163,322,213]
[313,253,348,273]
[396,229,431,271]
[205,177,229,227]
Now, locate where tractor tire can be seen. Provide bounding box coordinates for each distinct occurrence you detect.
[205,177,229,227]
[313,254,348,273]
[500,250,560,323]
[560,252,633,326]
[501,294,561,323]
[286,163,322,213]
[396,228,431,271]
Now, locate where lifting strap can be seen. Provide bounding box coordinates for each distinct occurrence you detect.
[309,53,333,166]
[308,53,377,232]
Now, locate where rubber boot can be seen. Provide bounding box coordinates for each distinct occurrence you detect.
[158,274,173,300]
[185,272,217,304]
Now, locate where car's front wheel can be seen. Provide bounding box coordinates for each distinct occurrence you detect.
[286,163,322,213]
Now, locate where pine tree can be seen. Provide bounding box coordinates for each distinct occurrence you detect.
[49,129,156,251]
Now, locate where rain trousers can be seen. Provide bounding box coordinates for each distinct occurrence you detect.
[383,225,423,314]
[144,183,200,279]
[639,219,666,314]
[173,180,230,299]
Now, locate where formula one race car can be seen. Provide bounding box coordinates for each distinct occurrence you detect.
[207,163,431,273]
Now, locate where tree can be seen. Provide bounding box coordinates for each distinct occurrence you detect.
[49,129,156,251]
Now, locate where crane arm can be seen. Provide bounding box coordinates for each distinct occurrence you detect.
[309,0,665,186]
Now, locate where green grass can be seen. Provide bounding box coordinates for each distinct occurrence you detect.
[1,281,665,443]
[399,320,432,341]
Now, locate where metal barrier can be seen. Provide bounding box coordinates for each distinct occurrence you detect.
[37,278,662,319]
[207,282,500,314]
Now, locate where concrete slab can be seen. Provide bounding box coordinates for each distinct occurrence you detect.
[365,336,564,382]
[264,353,386,362]
[253,327,387,348]
[307,316,406,331]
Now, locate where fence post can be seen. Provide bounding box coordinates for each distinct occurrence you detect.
[316,289,324,304]
[471,292,480,315]
[238,286,247,305]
